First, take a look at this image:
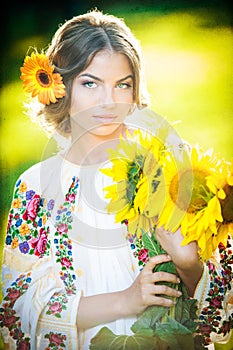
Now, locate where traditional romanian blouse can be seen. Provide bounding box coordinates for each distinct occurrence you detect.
[0,152,232,349]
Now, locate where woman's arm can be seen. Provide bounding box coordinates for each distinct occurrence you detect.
[77,254,181,329]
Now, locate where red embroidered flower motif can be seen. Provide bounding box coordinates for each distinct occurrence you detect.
[61,257,72,268]
[23,194,41,221]
[57,223,68,233]
[7,213,14,232]
[46,293,69,318]
[218,242,226,250]
[6,289,21,303]
[66,193,75,202]
[45,332,67,347]
[198,323,212,335]
[29,228,48,257]
[221,321,231,335]
[209,296,223,308]
[17,340,30,350]
[49,332,66,346]
[48,301,62,315]
[1,309,19,327]
[138,248,149,263]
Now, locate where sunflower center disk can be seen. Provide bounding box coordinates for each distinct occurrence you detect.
[36,70,52,87]
[220,184,233,222]
[169,168,210,213]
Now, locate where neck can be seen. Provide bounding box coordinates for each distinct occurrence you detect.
[66,123,126,166]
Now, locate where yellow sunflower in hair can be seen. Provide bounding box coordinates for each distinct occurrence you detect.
[101,129,167,237]
[20,52,66,105]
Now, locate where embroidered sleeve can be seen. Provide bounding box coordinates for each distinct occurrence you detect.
[194,235,233,346]
[0,176,81,350]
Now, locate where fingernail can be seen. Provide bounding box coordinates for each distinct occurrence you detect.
[177,278,180,283]
[166,255,171,259]
[177,291,182,296]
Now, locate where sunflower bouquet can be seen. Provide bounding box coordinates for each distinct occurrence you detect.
[101,128,233,261]
[90,127,233,350]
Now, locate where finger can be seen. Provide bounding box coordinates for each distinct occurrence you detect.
[156,225,169,237]
[143,255,171,273]
[152,284,182,299]
[139,284,180,307]
[144,271,180,285]
[148,294,177,307]
[143,282,182,298]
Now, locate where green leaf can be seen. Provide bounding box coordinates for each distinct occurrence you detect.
[175,290,198,332]
[142,230,177,290]
[154,259,177,275]
[154,316,195,350]
[131,305,167,333]
[141,231,177,274]
[90,327,157,350]
[142,231,161,256]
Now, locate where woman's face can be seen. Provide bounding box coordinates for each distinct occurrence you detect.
[70,50,134,137]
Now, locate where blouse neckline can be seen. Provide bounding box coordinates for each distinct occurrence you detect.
[58,152,107,169]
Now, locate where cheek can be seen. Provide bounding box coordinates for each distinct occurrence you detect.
[70,90,99,116]
[70,91,88,116]
[70,94,79,116]
[115,87,133,101]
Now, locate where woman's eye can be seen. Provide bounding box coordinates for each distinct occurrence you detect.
[117,82,131,89]
[83,81,97,89]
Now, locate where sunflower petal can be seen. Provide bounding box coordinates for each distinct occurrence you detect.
[20,51,66,104]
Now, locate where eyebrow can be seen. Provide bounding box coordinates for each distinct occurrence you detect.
[78,73,133,83]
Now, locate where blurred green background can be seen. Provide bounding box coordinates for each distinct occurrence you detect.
[0,0,232,348]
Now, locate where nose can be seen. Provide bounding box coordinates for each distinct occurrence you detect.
[99,86,116,109]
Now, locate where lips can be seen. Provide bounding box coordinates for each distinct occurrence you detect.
[93,115,118,124]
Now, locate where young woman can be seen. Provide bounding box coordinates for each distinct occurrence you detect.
[0,10,232,350]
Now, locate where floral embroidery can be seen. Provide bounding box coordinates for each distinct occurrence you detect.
[5,179,54,258]
[1,177,80,348]
[44,331,67,349]
[138,248,149,263]
[0,273,32,348]
[128,233,149,270]
[54,176,79,294]
[46,293,68,318]
[197,235,233,345]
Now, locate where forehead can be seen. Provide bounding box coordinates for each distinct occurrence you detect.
[82,50,133,78]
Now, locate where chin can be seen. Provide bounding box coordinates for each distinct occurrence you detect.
[89,123,122,137]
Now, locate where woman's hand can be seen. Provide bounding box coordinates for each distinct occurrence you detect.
[155,226,204,296]
[122,254,181,317]
[77,254,181,329]
[155,226,200,269]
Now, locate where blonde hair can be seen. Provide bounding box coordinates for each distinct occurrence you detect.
[29,9,150,137]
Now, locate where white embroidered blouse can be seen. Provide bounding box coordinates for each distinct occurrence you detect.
[0,153,232,349]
